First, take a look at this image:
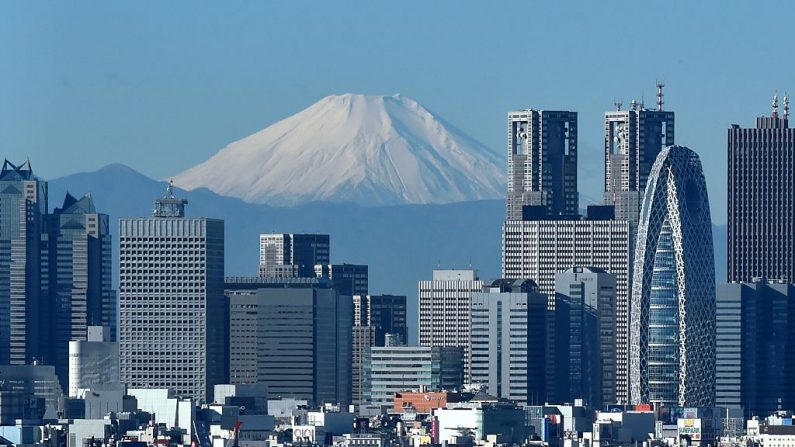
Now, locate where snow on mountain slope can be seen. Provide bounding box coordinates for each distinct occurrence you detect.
[172,93,506,206]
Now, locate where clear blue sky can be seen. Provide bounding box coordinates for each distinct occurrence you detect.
[2,1,792,224]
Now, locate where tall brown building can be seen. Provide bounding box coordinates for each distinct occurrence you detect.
[728,96,795,283]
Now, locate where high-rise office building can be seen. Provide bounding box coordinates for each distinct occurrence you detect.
[470,279,547,405]
[418,270,483,382]
[315,263,368,296]
[46,193,114,388]
[716,281,795,417]
[728,97,795,283]
[225,277,352,406]
[554,267,618,407]
[604,88,675,227]
[502,215,632,402]
[119,183,226,403]
[350,294,406,406]
[629,146,715,407]
[0,160,48,366]
[362,346,463,409]
[353,294,407,345]
[259,233,330,278]
[506,110,578,220]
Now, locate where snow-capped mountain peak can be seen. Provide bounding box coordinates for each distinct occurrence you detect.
[172,93,506,206]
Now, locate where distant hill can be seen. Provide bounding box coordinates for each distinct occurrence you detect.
[49,163,728,343]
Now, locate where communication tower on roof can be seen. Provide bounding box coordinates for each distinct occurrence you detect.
[656,81,665,111]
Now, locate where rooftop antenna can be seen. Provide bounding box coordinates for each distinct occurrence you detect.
[630,99,638,111]
[656,81,665,111]
[614,99,623,111]
[784,93,790,120]
[772,92,779,118]
[640,95,646,111]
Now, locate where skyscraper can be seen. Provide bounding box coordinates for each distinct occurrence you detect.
[351,294,406,406]
[554,267,618,407]
[604,87,675,227]
[728,96,795,283]
[629,146,715,407]
[506,110,578,220]
[418,270,483,382]
[225,277,352,406]
[502,214,632,402]
[470,279,547,405]
[0,160,48,365]
[46,193,114,388]
[119,183,225,403]
[315,263,368,296]
[259,233,330,278]
[716,281,795,417]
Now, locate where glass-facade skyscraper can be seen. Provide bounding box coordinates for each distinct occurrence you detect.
[630,145,715,407]
[0,160,48,366]
[47,193,114,389]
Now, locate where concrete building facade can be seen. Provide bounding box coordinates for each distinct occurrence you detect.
[225,277,352,406]
[603,94,675,228]
[728,101,795,283]
[68,326,119,397]
[470,279,547,405]
[418,270,483,383]
[119,184,226,403]
[502,217,631,402]
[506,110,578,220]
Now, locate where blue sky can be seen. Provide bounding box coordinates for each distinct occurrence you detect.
[1,1,792,224]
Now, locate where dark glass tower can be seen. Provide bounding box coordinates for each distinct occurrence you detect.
[0,160,48,365]
[46,193,114,389]
[506,110,578,220]
[728,96,795,283]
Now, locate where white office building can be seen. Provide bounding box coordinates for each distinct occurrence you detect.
[502,217,631,402]
[470,279,547,405]
[68,326,119,397]
[418,270,483,382]
[119,183,225,404]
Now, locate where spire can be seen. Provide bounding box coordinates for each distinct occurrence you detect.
[772,93,779,119]
[784,93,789,120]
[656,81,665,111]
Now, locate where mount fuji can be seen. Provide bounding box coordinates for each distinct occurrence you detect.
[172,93,506,206]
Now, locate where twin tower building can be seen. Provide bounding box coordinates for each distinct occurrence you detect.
[503,88,716,407]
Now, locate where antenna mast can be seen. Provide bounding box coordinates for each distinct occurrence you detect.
[656,81,665,111]
[773,93,779,119]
